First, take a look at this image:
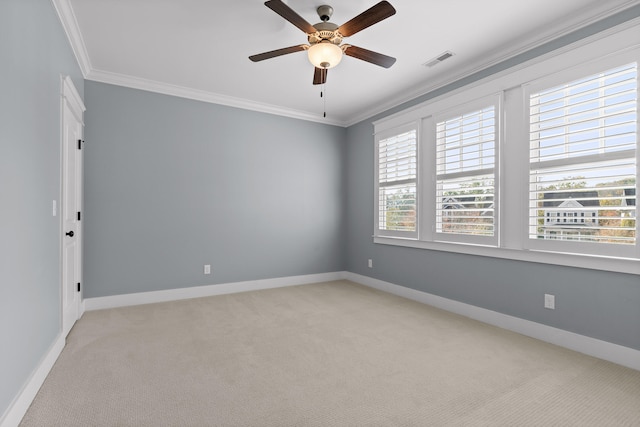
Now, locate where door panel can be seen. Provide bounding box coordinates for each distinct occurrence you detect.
[61,77,84,338]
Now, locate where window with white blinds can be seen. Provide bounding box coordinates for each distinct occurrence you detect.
[528,63,637,249]
[377,129,417,236]
[373,31,640,273]
[435,102,497,242]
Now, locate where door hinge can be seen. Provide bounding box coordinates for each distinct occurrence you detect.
[77,211,81,221]
[77,139,84,150]
[77,282,81,292]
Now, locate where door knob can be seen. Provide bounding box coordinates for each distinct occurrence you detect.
[65,231,74,237]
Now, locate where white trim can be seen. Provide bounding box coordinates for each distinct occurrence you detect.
[4,270,637,427]
[83,271,347,311]
[50,0,639,127]
[431,93,501,247]
[0,335,65,427]
[346,9,640,126]
[95,7,638,130]
[51,0,91,77]
[61,76,86,121]
[374,236,640,275]
[371,27,640,275]
[3,272,346,426]
[345,272,640,372]
[373,23,640,132]
[85,69,344,127]
[59,75,85,338]
[375,123,420,239]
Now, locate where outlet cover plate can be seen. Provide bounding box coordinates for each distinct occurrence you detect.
[544,293,555,310]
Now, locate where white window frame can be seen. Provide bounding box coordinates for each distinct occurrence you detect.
[374,121,420,239]
[372,22,640,275]
[431,94,501,247]
[524,56,638,259]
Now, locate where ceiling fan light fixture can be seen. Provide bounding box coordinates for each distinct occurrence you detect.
[308,41,343,69]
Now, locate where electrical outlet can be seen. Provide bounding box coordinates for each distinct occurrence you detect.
[204,264,211,275]
[544,293,555,310]
[368,259,373,268]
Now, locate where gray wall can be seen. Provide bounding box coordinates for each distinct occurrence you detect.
[83,82,346,298]
[345,6,640,351]
[0,0,84,418]
[1,0,639,422]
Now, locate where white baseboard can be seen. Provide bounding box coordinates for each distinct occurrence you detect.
[345,272,640,372]
[0,335,65,427]
[84,270,640,371]
[5,270,637,427]
[2,272,347,427]
[83,271,348,311]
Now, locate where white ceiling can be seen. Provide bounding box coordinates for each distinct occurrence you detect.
[56,0,638,126]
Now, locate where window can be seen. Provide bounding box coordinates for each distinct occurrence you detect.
[372,25,639,274]
[527,62,637,256]
[435,97,499,245]
[376,126,418,238]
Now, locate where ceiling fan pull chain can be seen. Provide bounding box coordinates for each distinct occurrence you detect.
[323,81,327,118]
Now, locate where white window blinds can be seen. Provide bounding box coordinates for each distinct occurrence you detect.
[436,105,496,238]
[529,62,637,245]
[378,129,417,234]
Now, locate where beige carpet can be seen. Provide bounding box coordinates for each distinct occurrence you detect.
[21,280,640,426]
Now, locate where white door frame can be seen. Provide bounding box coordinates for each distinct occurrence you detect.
[60,75,85,337]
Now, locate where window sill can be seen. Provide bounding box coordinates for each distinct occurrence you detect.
[373,236,640,275]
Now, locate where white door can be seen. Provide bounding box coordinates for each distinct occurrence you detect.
[61,76,85,338]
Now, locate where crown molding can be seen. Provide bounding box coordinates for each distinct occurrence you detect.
[344,0,640,126]
[51,0,345,125]
[86,69,346,126]
[52,0,638,128]
[51,0,91,77]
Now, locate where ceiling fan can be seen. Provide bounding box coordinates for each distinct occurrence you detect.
[249,0,396,85]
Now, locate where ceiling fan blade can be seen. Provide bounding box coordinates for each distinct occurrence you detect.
[337,1,396,37]
[344,45,396,68]
[264,0,317,34]
[313,67,328,85]
[249,45,308,62]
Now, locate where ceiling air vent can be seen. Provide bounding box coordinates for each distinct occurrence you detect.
[423,51,454,68]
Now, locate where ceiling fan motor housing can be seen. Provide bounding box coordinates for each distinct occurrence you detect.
[308,22,342,45]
